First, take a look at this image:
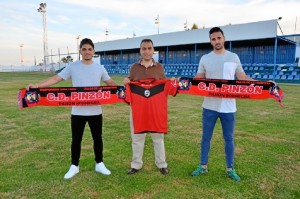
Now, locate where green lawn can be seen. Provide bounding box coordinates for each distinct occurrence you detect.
[0,72,299,199]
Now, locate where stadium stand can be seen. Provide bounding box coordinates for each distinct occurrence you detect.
[95,20,299,83]
[103,62,300,83]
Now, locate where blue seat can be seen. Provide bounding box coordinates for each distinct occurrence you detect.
[280,75,287,80]
[262,75,268,79]
[268,75,274,79]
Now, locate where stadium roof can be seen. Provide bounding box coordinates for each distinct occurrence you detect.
[279,34,300,45]
[94,19,278,52]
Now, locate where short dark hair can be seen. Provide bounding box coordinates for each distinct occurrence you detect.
[80,38,94,49]
[209,27,224,38]
[140,39,153,48]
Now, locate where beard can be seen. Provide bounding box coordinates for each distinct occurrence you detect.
[214,44,223,50]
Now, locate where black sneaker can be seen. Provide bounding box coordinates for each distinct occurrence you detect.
[127,168,140,174]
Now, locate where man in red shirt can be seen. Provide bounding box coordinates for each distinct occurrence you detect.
[124,39,176,175]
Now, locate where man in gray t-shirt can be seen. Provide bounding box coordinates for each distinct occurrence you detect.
[191,27,256,182]
[26,38,117,179]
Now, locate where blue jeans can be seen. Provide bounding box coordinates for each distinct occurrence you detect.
[200,108,236,169]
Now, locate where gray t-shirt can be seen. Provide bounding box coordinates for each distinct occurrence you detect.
[197,50,244,113]
[58,60,111,115]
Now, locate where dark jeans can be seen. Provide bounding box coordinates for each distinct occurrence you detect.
[70,114,103,166]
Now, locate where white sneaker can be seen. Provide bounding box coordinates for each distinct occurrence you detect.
[64,165,79,179]
[95,162,111,175]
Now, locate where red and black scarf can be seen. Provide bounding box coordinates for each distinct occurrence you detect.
[18,86,126,109]
[178,78,284,107]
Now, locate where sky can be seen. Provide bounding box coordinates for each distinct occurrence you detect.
[1,0,300,66]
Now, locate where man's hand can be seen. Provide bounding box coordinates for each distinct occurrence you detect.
[123,77,130,85]
[169,77,176,81]
[26,83,38,90]
[267,80,277,86]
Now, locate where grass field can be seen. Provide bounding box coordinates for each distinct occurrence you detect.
[0,72,299,199]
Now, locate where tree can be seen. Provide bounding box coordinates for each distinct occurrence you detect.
[61,56,73,64]
[191,24,199,30]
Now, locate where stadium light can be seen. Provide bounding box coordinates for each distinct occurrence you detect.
[20,44,24,66]
[37,3,49,72]
[105,28,109,41]
[155,15,159,34]
[76,35,81,60]
[277,17,284,36]
[272,17,284,81]
[184,19,188,31]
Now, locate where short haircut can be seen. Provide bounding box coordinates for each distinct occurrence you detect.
[80,38,94,49]
[209,27,224,38]
[140,39,153,48]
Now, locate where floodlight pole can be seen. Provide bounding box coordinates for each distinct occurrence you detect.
[155,15,160,34]
[20,44,24,65]
[277,17,284,36]
[273,17,282,82]
[37,3,49,72]
[76,35,81,60]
